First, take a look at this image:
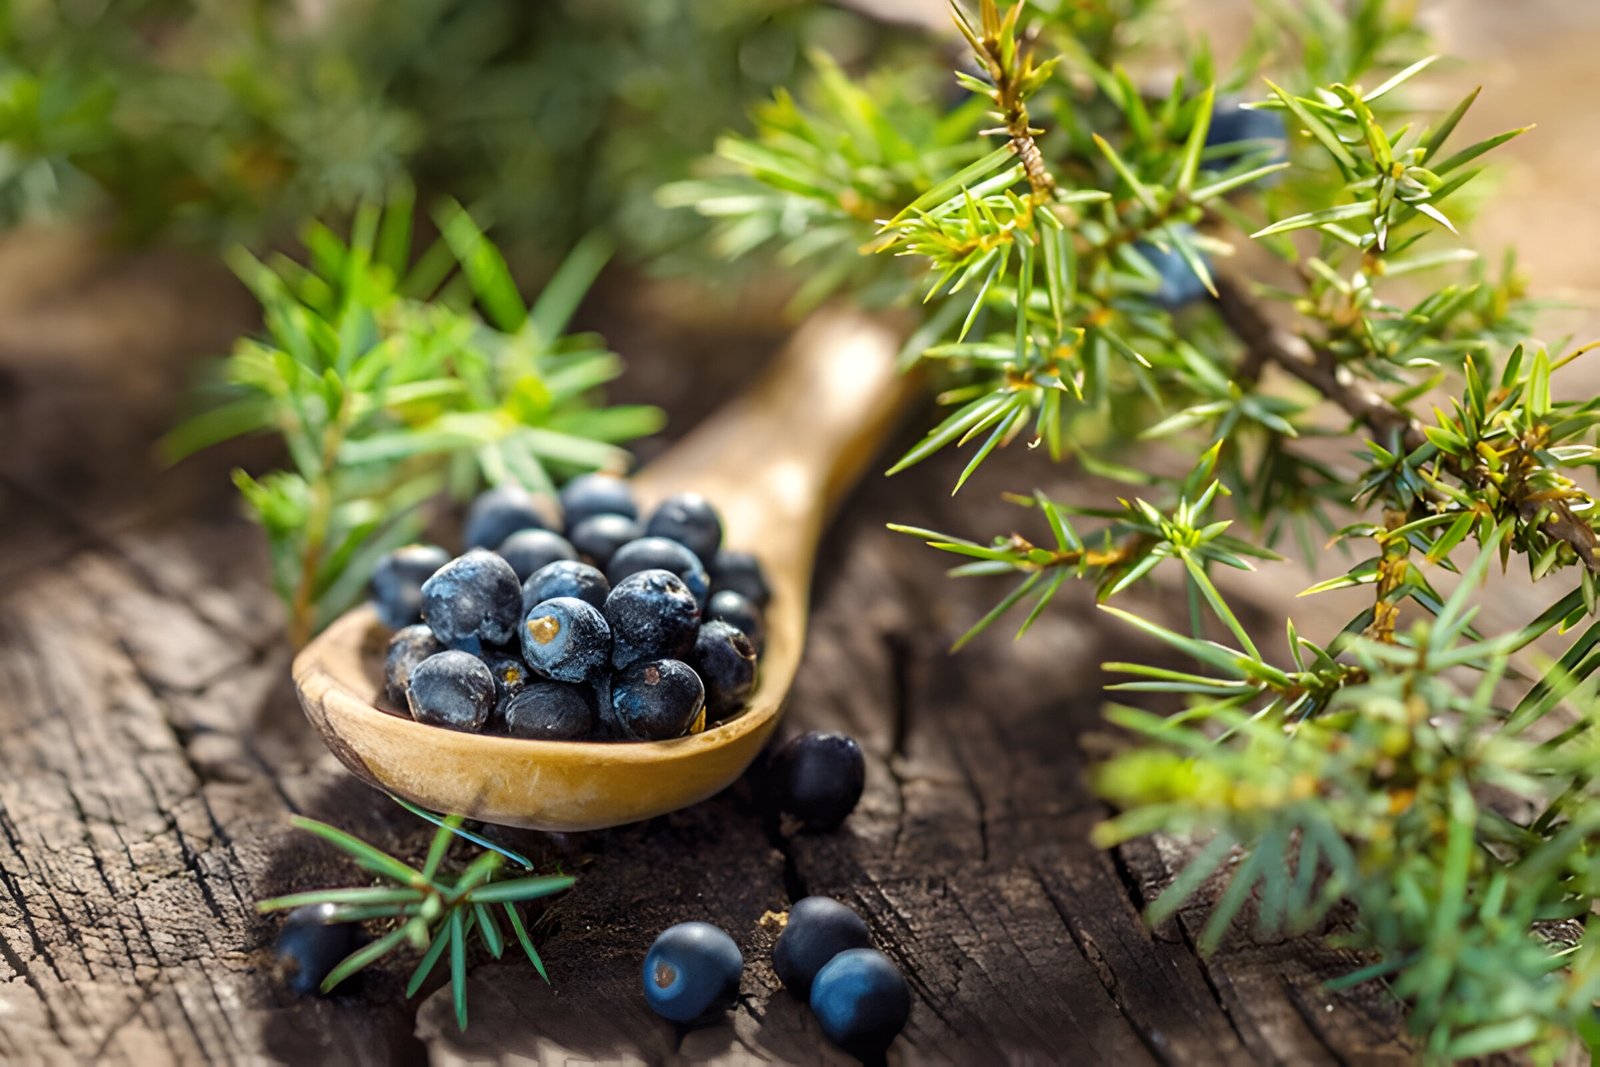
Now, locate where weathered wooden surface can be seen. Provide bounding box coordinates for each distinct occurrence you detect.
[0,234,1417,1065]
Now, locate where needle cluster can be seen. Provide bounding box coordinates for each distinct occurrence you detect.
[258,803,573,1031]
[167,193,663,645]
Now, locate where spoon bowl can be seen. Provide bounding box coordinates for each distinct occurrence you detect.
[292,309,908,830]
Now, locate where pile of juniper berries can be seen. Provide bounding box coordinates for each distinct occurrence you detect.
[372,474,769,742]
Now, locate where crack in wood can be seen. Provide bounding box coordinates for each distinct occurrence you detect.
[1283,973,1355,1066]
[85,979,163,1062]
[951,746,991,865]
[882,630,916,865]
[1033,861,1202,1065]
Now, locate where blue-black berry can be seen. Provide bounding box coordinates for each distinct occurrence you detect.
[604,569,701,669]
[644,492,723,563]
[568,513,643,570]
[773,896,872,998]
[1133,227,1211,311]
[707,549,770,608]
[384,624,443,707]
[772,731,865,830]
[464,485,555,551]
[608,536,710,608]
[560,472,639,529]
[610,658,705,740]
[810,948,910,1054]
[706,589,764,654]
[482,651,532,706]
[521,597,611,683]
[275,903,366,997]
[420,548,524,654]
[693,621,757,720]
[641,921,743,1024]
[1205,98,1288,176]
[407,650,496,732]
[370,544,451,629]
[522,559,611,613]
[497,528,578,583]
[500,681,596,741]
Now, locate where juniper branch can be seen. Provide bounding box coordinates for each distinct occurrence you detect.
[954,0,1056,199]
[682,4,1600,1055]
[1215,273,1415,446]
[1215,273,1600,573]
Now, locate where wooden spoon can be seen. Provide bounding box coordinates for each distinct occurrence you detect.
[292,309,909,831]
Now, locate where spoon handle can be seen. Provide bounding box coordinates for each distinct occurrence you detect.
[633,308,912,578]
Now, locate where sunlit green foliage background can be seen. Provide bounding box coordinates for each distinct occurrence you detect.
[0,0,892,263]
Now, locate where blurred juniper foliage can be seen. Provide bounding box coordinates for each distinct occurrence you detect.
[0,0,886,262]
[677,0,1600,1058]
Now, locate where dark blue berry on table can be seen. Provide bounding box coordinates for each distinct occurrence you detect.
[520,597,611,683]
[369,544,450,629]
[772,731,866,831]
[1205,98,1289,175]
[275,903,366,996]
[464,484,555,551]
[568,512,643,570]
[706,589,764,654]
[420,548,524,654]
[641,921,743,1024]
[706,549,770,608]
[809,948,910,1055]
[560,472,639,529]
[522,559,611,613]
[608,536,710,608]
[497,528,578,583]
[644,492,723,564]
[610,658,706,740]
[384,624,443,707]
[773,896,872,998]
[693,621,757,720]
[1133,228,1211,311]
[406,650,496,732]
[604,569,701,669]
[500,681,596,741]
[482,651,531,706]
